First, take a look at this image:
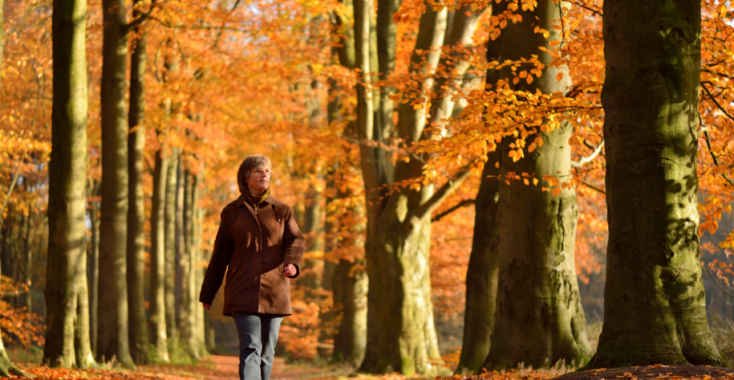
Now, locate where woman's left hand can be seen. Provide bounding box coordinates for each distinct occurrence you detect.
[284,263,297,277]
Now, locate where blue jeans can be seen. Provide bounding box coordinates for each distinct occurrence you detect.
[233,313,283,380]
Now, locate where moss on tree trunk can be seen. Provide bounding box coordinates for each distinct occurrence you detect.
[481,0,591,370]
[585,0,724,368]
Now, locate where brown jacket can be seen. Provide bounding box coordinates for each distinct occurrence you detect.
[199,194,305,316]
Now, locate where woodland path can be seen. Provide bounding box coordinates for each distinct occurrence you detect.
[205,355,339,380]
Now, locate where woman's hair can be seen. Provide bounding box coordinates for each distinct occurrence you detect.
[237,154,272,193]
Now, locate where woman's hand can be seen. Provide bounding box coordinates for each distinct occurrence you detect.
[202,302,212,310]
[284,263,297,277]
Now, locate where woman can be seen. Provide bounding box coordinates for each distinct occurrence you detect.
[200,154,304,380]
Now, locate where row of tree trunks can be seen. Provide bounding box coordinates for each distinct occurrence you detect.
[42,0,95,369]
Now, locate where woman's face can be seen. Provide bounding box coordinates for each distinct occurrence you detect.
[247,165,271,195]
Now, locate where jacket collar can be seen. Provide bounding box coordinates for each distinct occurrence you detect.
[235,193,277,208]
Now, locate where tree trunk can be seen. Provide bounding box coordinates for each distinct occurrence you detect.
[164,151,179,343]
[179,168,198,358]
[126,10,150,364]
[43,0,95,368]
[332,257,368,366]
[301,184,323,289]
[98,0,133,366]
[375,0,398,144]
[87,180,100,355]
[149,150,170,362]
[481,1,591,369]
[358,4,460,376]
[428,3,488,132]
[175,156,184,330]
[456,152,500,373]
[0,335,27,377]
[585,0,723,368]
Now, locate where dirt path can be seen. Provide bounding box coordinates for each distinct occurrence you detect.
[206,355,342,380]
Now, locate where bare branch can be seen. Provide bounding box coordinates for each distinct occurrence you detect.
[571,140,604,168]
[432,199,475,222]
[701,82,734,123]
[699,112,734,187]
[581,181,605,195]
[705,267,734,298]
[570,0,603,16]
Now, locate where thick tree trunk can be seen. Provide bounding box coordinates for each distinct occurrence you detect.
[164,151,179,342]
[456,152,500,374]
[149,151,170,362]
[97,0,134,367]
[43,0,95,368]
[481,1,591,370]
[355,0,469,375]
[126,12,150,364]
[585,0,723,368]
[375,0,398,142]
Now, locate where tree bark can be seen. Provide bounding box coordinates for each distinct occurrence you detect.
[43,0,96,368]
[126,9,150,364]
[179,168,198,358]
[164,150,179,343]
[428,3,488,132]
[87,180,100,355]
[585,0,724,368]
[0,335,27,377]
[149,150,170,362]
[358,5,457,376]
[456,152,500,373]
[481,0,591,369]
[97,0,134,366]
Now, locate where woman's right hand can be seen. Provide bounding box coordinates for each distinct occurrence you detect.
[202,302,212,310]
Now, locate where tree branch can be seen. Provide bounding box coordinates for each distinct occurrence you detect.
[432,199,475,222]
[409,167,473,222]
[705,267,734,298]
[581,181,605,195]
[125,0,158,32]
[571,140,604,168]
[701,82,734,123]
[570,0,602,16]
[0,166,20,226]
[699,112,734,187]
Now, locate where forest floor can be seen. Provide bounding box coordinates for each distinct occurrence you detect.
[7,354,734,380]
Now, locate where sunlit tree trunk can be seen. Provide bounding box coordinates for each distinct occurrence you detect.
[97,0,134,366]
[375,0,398,143]
[43,0,95,368]
[356,2,465,375]
[456,152,500,373]
[428,4,488,132]
[149,150,170,362]
[87,180,100,355]
[481,1,591,369]
[179,168,199,358]
[126,8,150,363]
[164,149,179,342]
[585,0,723,368]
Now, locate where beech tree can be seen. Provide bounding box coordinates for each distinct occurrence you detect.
[43,0,95,369]
[481,0,592,369]
[585,0,724,368]
[126,0,151,363]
